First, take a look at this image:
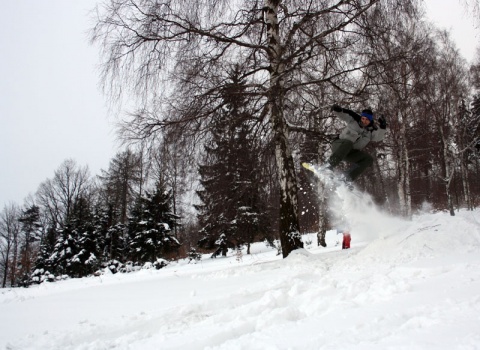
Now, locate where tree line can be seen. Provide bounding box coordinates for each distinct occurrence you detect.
[2,0,480,287]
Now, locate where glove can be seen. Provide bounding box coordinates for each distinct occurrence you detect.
[378,115,387,129]
[331,104,342,112]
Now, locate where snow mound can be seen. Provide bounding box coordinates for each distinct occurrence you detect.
[1,209,480,349]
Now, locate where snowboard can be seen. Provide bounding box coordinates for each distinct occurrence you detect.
[301,162,354,192]
[301,162,374,208]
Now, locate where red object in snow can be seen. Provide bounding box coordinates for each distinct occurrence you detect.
[342,232,351,249]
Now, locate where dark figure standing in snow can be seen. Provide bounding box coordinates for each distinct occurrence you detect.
[327,105,387,182]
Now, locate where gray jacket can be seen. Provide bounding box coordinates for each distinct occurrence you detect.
[332,108,386,150]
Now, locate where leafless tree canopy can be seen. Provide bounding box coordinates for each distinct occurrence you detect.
[91,0,420,131]
[90,0,448,257]
[36,159,91,226]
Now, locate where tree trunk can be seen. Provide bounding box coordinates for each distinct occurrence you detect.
[1,246,10,288]
[264,0,303,257]
[438,122,456,216]
[10,235,19,287]
[397,112,412,218]
[317,184,328,248]
[460,157,473,210]
[270,92,304,257]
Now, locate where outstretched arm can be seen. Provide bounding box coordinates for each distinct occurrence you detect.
[331,105,361,123]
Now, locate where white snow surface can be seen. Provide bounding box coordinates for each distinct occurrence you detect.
[2,190,480,349]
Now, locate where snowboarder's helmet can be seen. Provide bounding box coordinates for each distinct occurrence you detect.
[361,109,374,121]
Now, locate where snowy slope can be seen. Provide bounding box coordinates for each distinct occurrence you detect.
[1,194,480,349]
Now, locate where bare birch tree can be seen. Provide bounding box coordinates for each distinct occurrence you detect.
[91,0,420,257]
[0,204,21,287]
[418,30,470,215]
[36,159,91,227]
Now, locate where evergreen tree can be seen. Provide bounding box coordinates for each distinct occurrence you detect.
[127,182,181,263]
[92,205,126,264]
[46,223,77,277]
[30,225,57,284]
[473,95,480,153]
[39,196,99,278]
[98,150,144,225]
[196,69,271,257]
[68,197,102,277]
[230,123,272,254]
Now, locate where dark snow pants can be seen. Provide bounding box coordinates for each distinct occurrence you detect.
[328,139,373,181]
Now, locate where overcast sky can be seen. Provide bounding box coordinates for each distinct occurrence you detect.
[1,1,117,208]
[0,0,479,209]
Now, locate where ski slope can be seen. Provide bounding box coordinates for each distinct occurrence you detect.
[1,200,480,349]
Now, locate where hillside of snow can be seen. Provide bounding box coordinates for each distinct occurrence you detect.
[1,186,480,349]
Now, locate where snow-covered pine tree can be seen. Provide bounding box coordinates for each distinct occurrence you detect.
[39,196,101,279]
[233,124,272,254]
[196,68,271,257]
[65,196,103,278]
[30,225,57,284]
[127,182,180,264]
[48,222,78,278]
[92,205,127,265]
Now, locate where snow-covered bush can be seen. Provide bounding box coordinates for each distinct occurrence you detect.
[119,261,139,273]
[102,260,124,274]
[153,258,169,269]
[30,268,55,284]
[142,258,169,270]
[187,248,202,263]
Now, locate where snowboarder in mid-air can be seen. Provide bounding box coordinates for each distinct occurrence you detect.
[326,105,387,184]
